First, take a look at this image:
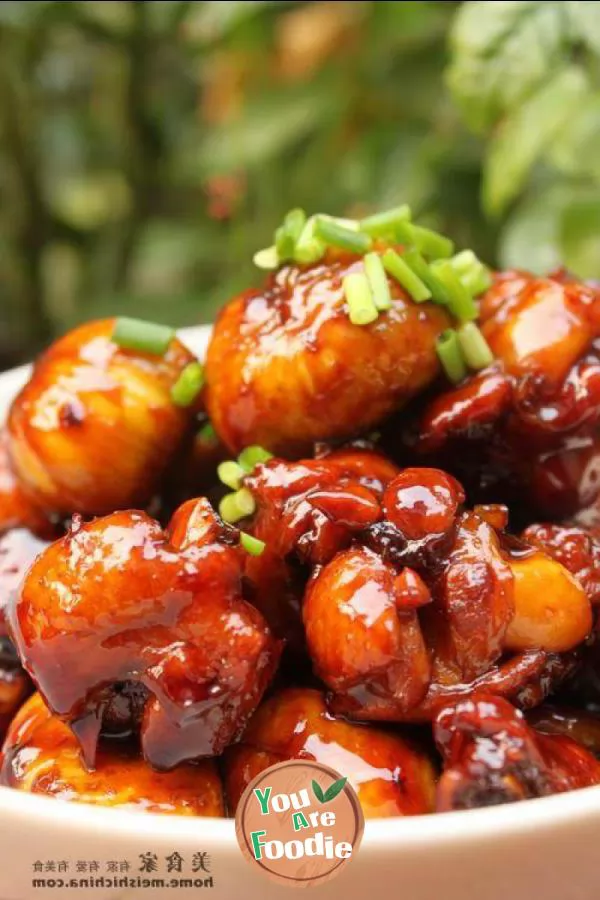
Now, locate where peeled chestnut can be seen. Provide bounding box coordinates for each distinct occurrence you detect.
[7,319,200,517]
[205,249,450,456]
[1,693,224,816]
[225,688,436,818]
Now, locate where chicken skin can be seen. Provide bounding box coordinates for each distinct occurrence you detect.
[8,498,280,770]
[405,270,600,519]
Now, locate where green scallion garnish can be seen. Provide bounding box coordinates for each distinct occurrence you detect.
[219,487,256,524]
[275,207,307,260]
[408,224,454,259]
[314,217,372,255]
[198,422,216,442]
[359,204,411,238]
[430,260,478,322]
[449,250,493,297]
[239,532,266,556]
[402,249,450,305]
[171,361,205,407]
[217,460,246,491]
[363,252,392,311]
[253,246,279,270]
[238,445,273,473]
[457,323,494,371]
[112,317,175,356]
[436,329,467,384]
[382,249,432,303]
[343,272,379,326]
[294,216,327,264]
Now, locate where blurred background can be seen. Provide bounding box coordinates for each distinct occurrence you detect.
[1,0,599,369]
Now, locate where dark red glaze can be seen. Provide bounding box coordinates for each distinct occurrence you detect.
[225,688,436,818]
[7,319,199,517]
[205,248,450,456]
[383,468,464,541]
[304,472,591,722]
[528,705,600,756]
[434,695,600,811]
[404,270,600,519]
[523,522,600,605]
[1,693,225,816]
[242,449,398,648]
[8,498,280,770]
[0,636,31,739]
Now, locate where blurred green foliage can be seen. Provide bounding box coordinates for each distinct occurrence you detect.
[0,0,599,368]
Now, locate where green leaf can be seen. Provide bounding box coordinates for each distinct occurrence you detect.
[312,780,325,804]
[323,777,348,804]
[561,194,600,279]
[564,1,600,54]
[447,1,565,132]
[549,93,600,181]
[499,186,567,273]
[482,65,588,216]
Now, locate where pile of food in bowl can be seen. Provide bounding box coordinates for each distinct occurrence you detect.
[2,203,600,820]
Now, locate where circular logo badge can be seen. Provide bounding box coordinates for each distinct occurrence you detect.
[235,760,364,888]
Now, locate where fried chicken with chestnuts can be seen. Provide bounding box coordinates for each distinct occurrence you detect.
[8,498,280,771]
[225,688,436,818]
[2,204,600,821]
[402,269,600,521]
[1,693,224,816]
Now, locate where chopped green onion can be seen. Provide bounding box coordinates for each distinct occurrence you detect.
[402,249,450,305]
[219,488,256,524]
[449,250,493,297]
[364,252,392,311]
[238,445,273,473]
[382,249,431,303]
[457,323,494,371]
[112,317,175,356]
[436,330,467,384]
[409,224,454,259]
[217,460,246,491]
[314,217,373,254]
[171,361,205,407]
[294,216,327,264]
[343,272,379,326]
[430,260,478,322]
[319,214,361,232]
[275,208,307,260]
[253,246,279,270]
[359,204,411,238]
[198,422,216,442]
[449,250,479,275]
[239,532,266,556]
[461,265,493,297]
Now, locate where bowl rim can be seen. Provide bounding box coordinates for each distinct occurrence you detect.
[1,322,599,846]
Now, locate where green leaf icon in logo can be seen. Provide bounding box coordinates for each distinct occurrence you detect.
[323,777,347,803]
[312,780,325,803]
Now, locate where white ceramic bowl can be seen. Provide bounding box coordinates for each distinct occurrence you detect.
[1,326,599,900]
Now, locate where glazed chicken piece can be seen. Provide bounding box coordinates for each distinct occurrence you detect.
[225,688,436,818]
[303,467,592,722]
[527,705,600,757]
[522,522,600,605]
[0,637,31,739]
[404,270,600,519]
[1,693,224,816]
[0,430,53,537]
[241,447,399,649]
[8,497,280,771]
[7,319,200,517]
[205,249,450,456]
[435,695,600,811]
